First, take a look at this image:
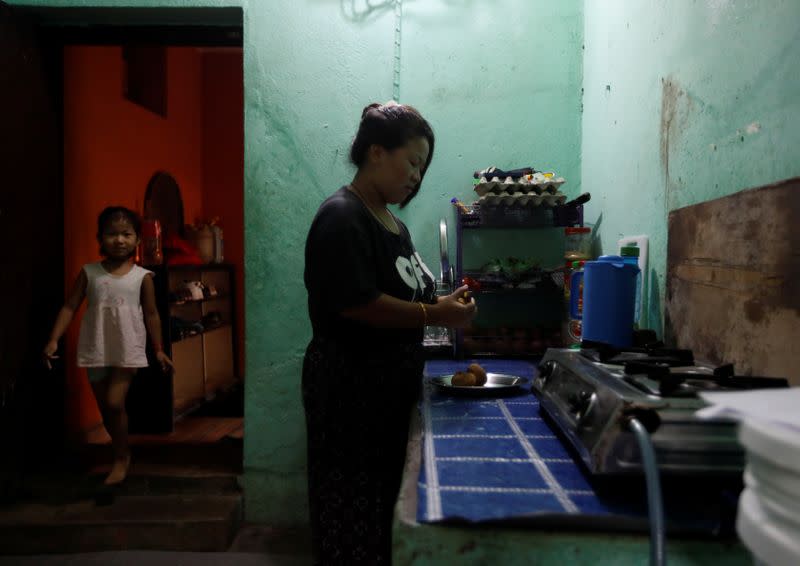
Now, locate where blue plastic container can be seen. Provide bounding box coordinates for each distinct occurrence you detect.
[570,255,639,347]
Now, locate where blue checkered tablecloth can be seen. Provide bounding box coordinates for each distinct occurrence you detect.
[418,359,646,526]
[417,359,740,534]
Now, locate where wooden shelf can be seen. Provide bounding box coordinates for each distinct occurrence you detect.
[171,322,231,343]
[145,262,234,272]
[169,293,230,306]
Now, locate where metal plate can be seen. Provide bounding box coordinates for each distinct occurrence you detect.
[430,373,529,396]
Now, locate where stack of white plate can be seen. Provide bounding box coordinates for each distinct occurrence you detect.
[737,418,800,566]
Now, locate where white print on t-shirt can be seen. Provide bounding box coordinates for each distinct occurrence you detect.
[396,252,435,300]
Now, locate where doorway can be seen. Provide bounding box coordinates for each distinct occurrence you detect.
[14,5,246,480]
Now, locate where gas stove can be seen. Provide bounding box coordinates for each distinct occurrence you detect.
[532,344,788,476]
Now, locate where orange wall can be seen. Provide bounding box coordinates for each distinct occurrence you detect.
[201,51,245,377]
[63,46,205,433]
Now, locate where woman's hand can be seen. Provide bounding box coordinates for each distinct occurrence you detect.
[430,285,477,329]
[156,351,175,373]
[43,341,59,370]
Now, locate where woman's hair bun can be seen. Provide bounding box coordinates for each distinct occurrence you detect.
[361,102,382,120]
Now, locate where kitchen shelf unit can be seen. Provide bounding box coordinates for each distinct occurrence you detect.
[453,200,584,358]
[127,263,239,433]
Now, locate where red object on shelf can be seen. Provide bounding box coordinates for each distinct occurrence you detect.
[163,233,203,266]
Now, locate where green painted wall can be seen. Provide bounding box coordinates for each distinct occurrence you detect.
[242,0,398,525]
[581,0,800,332]
[397,1,584,267]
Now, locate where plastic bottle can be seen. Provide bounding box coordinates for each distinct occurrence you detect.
[562,263,573,347]
[564,226,592,263]
[563,227,590,347]
[620,244,641,326]
[212,225,224,263]
[190,224,215,264]
[566,260,585,347]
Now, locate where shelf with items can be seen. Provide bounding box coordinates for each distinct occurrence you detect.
[454,199,585,229]
[449,170,586,358]
[461,326,564,358]
[127,262,239,433]
[462,266,565,295]
[170,321,232,343]
[457,284,564,357]
[169,293,230,306]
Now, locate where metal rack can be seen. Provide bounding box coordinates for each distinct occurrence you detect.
[451,199,585,359]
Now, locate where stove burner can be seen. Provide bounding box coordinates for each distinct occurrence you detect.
[580,339,694,366]
[622,360,789,397]
[533,348,789,476]
[581,340,789,397]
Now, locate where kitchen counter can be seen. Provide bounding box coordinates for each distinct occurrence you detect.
[391,359,750,565]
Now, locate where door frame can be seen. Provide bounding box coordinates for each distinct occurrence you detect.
[16,2,244,448]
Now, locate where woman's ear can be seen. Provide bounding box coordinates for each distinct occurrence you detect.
[367,143,387,165]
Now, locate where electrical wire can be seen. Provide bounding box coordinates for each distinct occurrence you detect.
[628,417,667,566]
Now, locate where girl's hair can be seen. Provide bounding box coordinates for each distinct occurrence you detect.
[96,206,142,257]
[350,102,435,207]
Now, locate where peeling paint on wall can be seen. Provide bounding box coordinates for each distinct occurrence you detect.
[659,76,695,211]
[745,121,761,135]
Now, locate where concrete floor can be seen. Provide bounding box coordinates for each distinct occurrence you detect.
[0,525,313,566]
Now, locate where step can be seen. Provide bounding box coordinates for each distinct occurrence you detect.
[77,438,244,477]
[0,493,243,554]
[15,472,241,503]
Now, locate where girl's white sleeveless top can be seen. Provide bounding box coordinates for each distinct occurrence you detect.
[77,262,153,368]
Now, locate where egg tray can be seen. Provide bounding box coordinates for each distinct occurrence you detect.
[474,177,565,197]
[477,192,567,207]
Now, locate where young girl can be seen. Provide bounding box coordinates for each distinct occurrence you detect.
[44,206,173,485]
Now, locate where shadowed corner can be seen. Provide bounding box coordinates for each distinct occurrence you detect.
[648,268,663,341]
[588,212,603,259]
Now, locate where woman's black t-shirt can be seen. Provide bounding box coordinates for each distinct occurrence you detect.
[304,186,437,347]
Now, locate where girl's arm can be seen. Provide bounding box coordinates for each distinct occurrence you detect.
[141,274,174,372]
[43,269,88,369]
[341,285,476,329]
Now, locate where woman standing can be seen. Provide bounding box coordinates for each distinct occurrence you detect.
[303,102,476,565]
